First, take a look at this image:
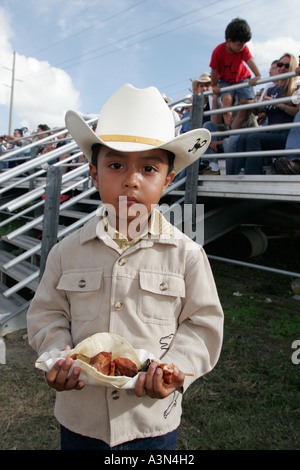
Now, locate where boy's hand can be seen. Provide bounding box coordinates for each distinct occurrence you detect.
[135,361,185,399]
[249,77,259,87]
[212,85,220,95]
[46,346,85,392]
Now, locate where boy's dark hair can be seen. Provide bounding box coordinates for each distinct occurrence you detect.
[225,18,252,43]
[91,143,175,175]
[37,124,50,131]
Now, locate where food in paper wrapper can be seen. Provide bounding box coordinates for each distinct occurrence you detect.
[35,332,186,388]
[68,333,142,387]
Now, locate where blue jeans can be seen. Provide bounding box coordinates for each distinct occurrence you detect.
[285,109,300,161]
[234,129,290,174]
[202,121,219,171]
[218,78,255,101]
[60,425,178,450]
[223,135,240,174]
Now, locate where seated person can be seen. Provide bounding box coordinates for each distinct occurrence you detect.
[232,53,299,175]
[274,65,300,175]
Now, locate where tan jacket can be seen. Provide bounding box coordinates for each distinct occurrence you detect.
[27,209,223,446]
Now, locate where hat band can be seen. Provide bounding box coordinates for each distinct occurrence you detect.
[99,134,164,146]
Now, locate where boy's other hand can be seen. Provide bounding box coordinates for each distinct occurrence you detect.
[135,361,185,399]
[46,346,85,392]
[212,86,220,95]
[249,77,259,87]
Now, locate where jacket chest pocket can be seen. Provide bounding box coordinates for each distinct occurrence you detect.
[56,269,103,321]
[137,269,185,325]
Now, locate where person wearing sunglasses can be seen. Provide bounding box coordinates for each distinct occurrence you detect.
[231,53,299,174]
[275,64,300,174]
[277,61,291,70]
[259,59,279,105]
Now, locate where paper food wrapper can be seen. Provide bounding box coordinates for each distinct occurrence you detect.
[35,346,159,389]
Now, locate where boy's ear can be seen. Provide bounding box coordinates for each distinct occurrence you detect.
[163,170,176,191]
[89,162,99,190]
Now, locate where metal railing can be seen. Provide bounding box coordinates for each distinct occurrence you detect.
[0,117,97,183]
[1,71,300,304]
[201,70,300,156]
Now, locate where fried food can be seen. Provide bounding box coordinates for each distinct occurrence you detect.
[140,359,177,384]
[66,333,142,386]
[64,333,192,387]
[90,351,112,375]
[113,358,138,377]
[70,351,139,378]
[159,363,176,384]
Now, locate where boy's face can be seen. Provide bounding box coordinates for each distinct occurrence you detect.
[226,39,246,54]
[89,145,175,237]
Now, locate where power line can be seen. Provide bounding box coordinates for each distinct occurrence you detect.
[9,0,277,106]
[29,0,149,57]
[52,0,256,72]
[20,0,225,82]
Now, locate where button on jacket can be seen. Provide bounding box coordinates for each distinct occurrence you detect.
[27,207,224,446]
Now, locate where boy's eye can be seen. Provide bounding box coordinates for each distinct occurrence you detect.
[144,165,156,173]
[109,162,122,170]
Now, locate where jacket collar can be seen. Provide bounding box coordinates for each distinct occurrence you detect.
[79,204,179,247]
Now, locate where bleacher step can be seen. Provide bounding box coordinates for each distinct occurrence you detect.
[5,234,41,251]
[0,251,39,292]
[0,282,27,316]
[60,209,89,219]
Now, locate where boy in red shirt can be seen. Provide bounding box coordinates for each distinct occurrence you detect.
[210,18,261,129]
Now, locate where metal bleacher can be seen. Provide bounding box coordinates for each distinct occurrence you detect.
[0,71,300,358]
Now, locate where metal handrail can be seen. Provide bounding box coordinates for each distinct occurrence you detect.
[201,70,297,96]
[2,182,95,271]
[170,69,298,120]
[0,118,96,163]
[1,70,300,303]
[205,95,299,120]
[0,161,89,212]
[170,71,300,160]
[2,207,100,298]
[0,141,78,183]
[0,175,91,229]
[0,116,97,184]
[3,185,96,242]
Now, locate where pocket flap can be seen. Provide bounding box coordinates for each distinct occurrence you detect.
[139,269,185,298]
[57,269,103,292]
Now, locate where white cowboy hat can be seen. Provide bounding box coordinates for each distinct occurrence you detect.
[65,83,211,175]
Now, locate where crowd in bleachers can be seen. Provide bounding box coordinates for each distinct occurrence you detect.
[0,123,85,173]
[1,18,300,177]
[171,18,300,177]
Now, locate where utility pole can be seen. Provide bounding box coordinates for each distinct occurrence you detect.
[8,51,16,135]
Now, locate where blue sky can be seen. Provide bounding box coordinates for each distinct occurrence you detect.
[0,0,299,133]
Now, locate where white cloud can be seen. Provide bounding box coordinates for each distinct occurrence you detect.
[250,37,300,76]
[0,7,81,133]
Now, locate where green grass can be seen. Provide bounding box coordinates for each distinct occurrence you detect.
[178,267,300,450]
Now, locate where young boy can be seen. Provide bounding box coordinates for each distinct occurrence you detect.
[27,84,224,450]
[210,17,261,129]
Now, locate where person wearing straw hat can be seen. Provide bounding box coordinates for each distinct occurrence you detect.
[27,83,224,450]
[192,72,213,122]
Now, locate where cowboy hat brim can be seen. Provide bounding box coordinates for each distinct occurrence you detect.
[65,110,211,176]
